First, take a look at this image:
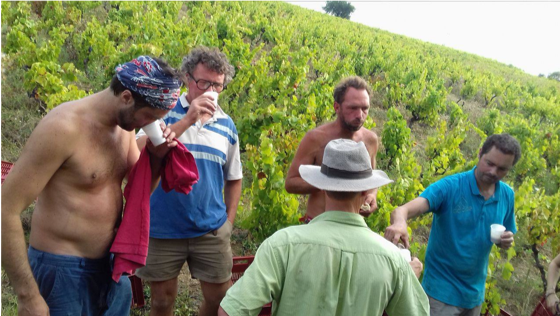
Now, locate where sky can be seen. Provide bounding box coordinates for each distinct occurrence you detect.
[289,1,560,77]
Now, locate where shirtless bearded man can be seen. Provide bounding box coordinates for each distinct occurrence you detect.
[285,76,379,222]
[1,56,181,316]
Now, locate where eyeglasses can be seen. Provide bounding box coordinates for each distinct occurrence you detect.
[187,73,225,92]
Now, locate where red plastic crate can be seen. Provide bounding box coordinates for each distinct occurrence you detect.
[531,297,554,316]
[1,161,14,184]
[232,256,272,316]
[232,256,255,284]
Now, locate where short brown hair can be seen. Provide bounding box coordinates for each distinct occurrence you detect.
[333,76,372,104]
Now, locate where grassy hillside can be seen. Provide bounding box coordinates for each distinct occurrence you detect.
[2,2,559,315]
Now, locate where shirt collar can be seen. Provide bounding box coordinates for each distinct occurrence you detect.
[179,92,227,120]
[469,167,501,200]
[310,211,368,228]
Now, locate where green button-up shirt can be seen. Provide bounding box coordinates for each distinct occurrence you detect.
[221,211,429,316]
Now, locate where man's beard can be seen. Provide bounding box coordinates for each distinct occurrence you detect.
[342,119,362,132]
[117,107,136,131]
[476,168,499,184]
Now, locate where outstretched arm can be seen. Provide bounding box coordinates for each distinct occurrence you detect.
[384,197,430,248]
[2,115,77,315]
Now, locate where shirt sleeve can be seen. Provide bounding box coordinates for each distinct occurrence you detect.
[419,176,454,214]
[384,259,430,316]
[503,188,517,234]
[225,122,243,181]
[220,240,283,316]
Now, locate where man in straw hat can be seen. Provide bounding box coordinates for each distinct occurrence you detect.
[2,56,181,316]
[219,139,429,316]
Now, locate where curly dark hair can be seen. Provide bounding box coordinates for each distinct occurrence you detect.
[480,133,522,165]
[180,46,235,86]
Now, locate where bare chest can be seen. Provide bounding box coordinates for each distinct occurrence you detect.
[59,130,130,188]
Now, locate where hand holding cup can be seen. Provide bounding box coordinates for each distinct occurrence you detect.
[490,224,506,244]
[142,120,166,146]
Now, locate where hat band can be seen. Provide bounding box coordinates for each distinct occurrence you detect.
[320,164,372,179]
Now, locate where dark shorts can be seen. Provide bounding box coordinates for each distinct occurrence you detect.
[28,246,131,316]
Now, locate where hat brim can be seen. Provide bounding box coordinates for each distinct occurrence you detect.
[299,165,393,192]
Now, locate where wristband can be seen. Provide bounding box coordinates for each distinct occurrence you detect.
[547,292,558,299]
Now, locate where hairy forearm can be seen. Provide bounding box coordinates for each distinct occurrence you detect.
[225,180,242,223]
[390,206,410,225]
[1,213,40,299]
[391,198,430,224]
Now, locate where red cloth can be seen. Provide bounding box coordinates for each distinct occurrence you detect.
[110,142,198,282]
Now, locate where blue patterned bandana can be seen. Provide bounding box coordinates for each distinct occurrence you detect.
[115,56,181,110]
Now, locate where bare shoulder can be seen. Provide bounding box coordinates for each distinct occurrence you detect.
[308,122,338,144]
[358,128,378,148]
[289,123,333,169]
[5,102,85,196]
[299,125,325,147]
[361,128,379,143]
[29,102,83,145]
[18,102,91,166]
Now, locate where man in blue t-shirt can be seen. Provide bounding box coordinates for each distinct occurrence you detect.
[385,133,521,316]
[136,46,242,316]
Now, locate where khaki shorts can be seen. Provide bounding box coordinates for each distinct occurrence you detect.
[136,220,233,284]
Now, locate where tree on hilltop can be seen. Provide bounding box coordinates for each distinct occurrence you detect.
[548,71,560,81]
[323,1,355,20]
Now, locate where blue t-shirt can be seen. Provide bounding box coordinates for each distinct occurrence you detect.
[420,167,516,309]
[138,94,243,238]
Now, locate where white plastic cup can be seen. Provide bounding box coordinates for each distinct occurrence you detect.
[490,224,506,244]
[204,91,218,107]
[400,248,412,262]
[397,244,412,262]
[142,120,166,146]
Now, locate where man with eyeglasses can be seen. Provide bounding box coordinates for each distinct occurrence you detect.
[136,46,242,316]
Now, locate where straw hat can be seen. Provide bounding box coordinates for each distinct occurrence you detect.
[299,139,393,192]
